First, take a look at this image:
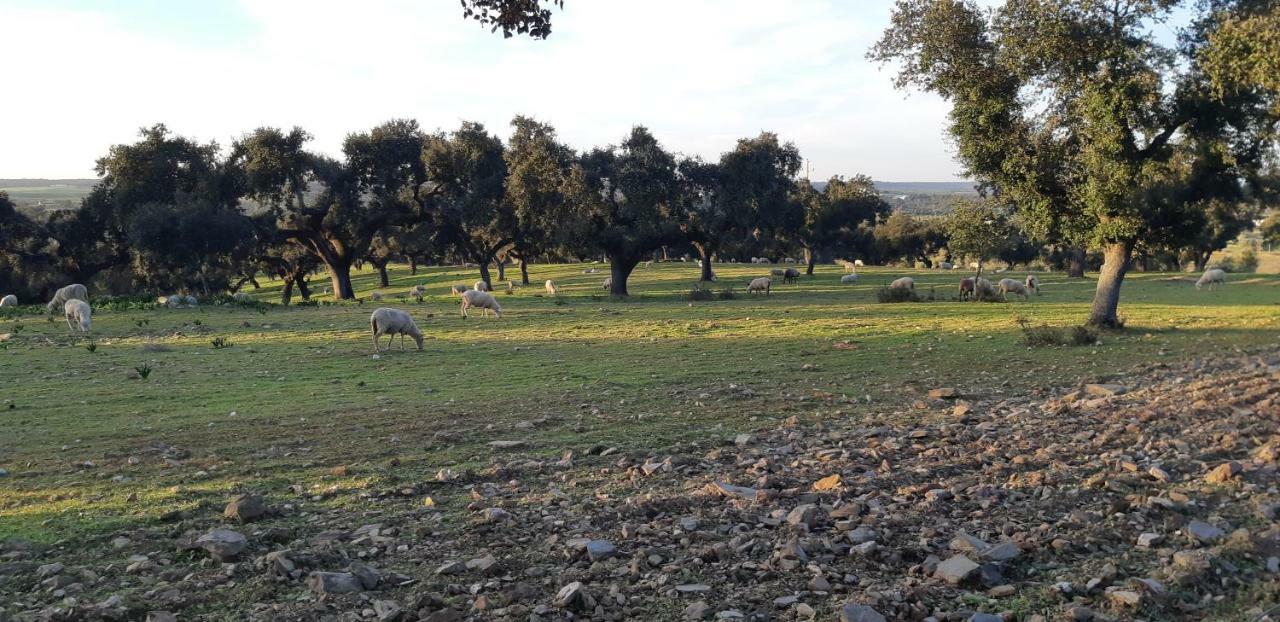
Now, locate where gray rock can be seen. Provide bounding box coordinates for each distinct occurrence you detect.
[684,601,713,620]
[786,504,820,528]
[487,440,526,449]
[773,595,800,608]
[969,615,1003,622]
[847,527,877,544]
[223,494,268,522]
[350,562,381,589]
[934,555,980,585]
[435,560,466,575]
[676,584,712,594]
[839,603,887,622]
[306,571,365,594]
[1137,533,1162,548]
[555,581,594,611]
[1186,520,1225,544]
[36,563,64,577]
[585,539,616,562]
[465,555,499,575]
[195,528,247,561]
[146,613,178,622]
[373,599,403,622]
[479,507,510,523]
[982,541,1021,562]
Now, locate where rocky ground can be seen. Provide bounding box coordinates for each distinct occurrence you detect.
[2,349,1278,622]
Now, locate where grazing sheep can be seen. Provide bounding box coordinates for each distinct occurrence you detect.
[1024,274,1040,294]
[840,260,858,273]
[783,257,796,264]
[854,259,864,267]
[450,284,470,296]
[232,292,250,303]
[46,284,88,314]
[998,278,1029,300]
[545,280,558,296]
[889,277,915,291]
[1196,268,1227,291]
[974,277,997,301]
[0,294,17,307]
[64,299,91,333]
[410,285,426,301]
[939,261,954,270]
[840,274,859,284]
[474,280,490,292]
[770,267,785,277]
[184,295,198,307]
[460,289,503,319]
[782,267,800,284]
[747,277,772,295]
[369,307,424,352]
[601,277,612,290]
[370,292,383,301]
[959,277,975,301]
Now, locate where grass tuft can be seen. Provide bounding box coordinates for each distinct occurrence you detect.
[1017,317,1097,347]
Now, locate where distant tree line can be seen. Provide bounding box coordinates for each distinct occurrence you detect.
[0,113,1269,304]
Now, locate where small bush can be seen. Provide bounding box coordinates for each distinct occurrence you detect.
[135,319,150,328]
[134,363,153,379]
[687,285,714,301]
[1238,245,1260,273]
[716,286,737,300]
[1017,317,1097,347]
[876,286,921,303]
[94,295,158,312]
[84,342,97,353]
[211,336,232,349]
[192,319,202,326]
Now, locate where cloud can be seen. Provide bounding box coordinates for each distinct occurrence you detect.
[0,0,961,181]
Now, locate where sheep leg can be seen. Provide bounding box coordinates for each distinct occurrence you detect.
[66,315,75,331]
[373,331,381,352]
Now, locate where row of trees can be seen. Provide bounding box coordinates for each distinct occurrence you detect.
[0,120,898,300]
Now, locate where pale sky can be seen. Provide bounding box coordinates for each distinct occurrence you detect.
[0,0,965,181]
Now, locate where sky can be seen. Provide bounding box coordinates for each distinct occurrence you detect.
[4,1,975,181]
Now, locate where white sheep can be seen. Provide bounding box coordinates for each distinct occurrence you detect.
[770,267,785,277]
[410,285,426,301]
[161,295,184,308]
[370,307,424,352]
[840,260,858,273]
[601,277,612,290]
[840,274,859,284]
[232,292,250,302]
[474,280,491,292]
[460,289,503,319]
[1196,268,1226,291]
[545,279,558,296]
[1024,274,1039,294]
[64,299,91,333]
[370,292,383,301]
[0,294,17,307]
[450,284,470,296]
[854,259,864,267]
[998,278,1029,300]
[974,277,997,301]
[783,257,797,264]
[889,277,915,291]
[938,261,954,270]
[46,284,88,314]
[747,277,772,295]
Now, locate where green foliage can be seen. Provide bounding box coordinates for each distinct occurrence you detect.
[686,285,714,301]
[210,336,232,349]
[1016,318,1097,348]
[461,0,562,39]
[875,211,946,266]
[84,341,97,353]
[93,295,158,312]
[944,199,1017,271]
[716,286,737,301]
[133,363,152,379]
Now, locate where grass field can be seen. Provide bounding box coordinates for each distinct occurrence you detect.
[2,262,1279,548]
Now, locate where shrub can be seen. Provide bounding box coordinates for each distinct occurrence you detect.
[134,363,153,379]
[1238,245,1260,273]
[93,295,158,312]
[1016,317,1097,347]
[876,286,920,303]
[716,286,737,300]
[210,336,232,349]
[687,285,714,301]
[84,342,97,353]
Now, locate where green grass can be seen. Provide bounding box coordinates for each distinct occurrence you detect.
[2,262,1279,544]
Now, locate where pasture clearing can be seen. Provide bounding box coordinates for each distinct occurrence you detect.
[1,262,1277,619]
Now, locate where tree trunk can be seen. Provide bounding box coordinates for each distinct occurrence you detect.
[1088,242,1133,328]
[520,258,530,285]
[497,260,506,281]
[1067,247,1086,278]
[374,260,390,288]
[609,256,640,296]
[478,261,492,291]
[410,257,418,275]
[804,247,816,276]
[1193,250,1210,272]
[281,278,295,305]
[296,274,311,300]
[694,243,715,282]
[326,259,355,299]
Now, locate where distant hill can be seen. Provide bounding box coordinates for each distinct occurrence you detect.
[0,179,97,211]
[873,181,975,194]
